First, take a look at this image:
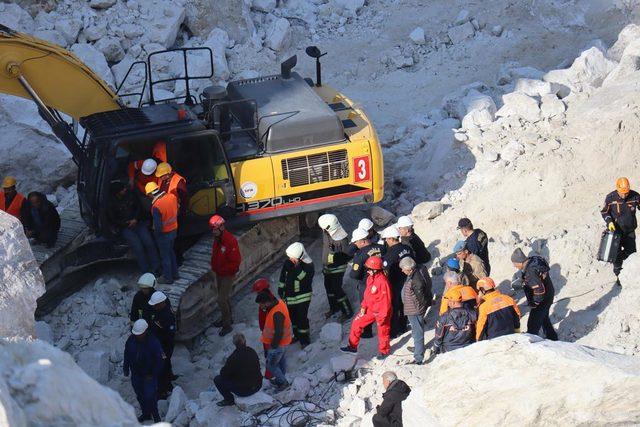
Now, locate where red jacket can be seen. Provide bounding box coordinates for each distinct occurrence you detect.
[211,230,241,277]
[361,272,392,318]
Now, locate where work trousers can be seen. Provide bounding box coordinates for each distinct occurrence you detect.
[349,311,391,355]
[324,272,353,317]
[266,346,287,386]
[614,232,636,276]
[213,374,260,402]
[131,374,160,422]
[121,222,160,274]
[158,343,174,396]
[407,314,425,363]
[156,230,178,282]
[216,274,235,328]
[527,296,558,341]
[288,301,310,345]
[355,279,373,338]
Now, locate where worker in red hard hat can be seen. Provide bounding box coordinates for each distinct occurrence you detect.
[251,278,273,380]
[341,256,392,359]
[210,214,241,337]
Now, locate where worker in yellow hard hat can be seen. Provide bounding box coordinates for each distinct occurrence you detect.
[1,176,26,222]
[601,177,640,285]
[146,182,179,284]
[156,162,188,216]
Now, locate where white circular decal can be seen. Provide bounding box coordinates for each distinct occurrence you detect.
[240,181,258,199]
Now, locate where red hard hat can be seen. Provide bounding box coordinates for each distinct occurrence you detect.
[364,256,384,270]
[252,278,270,293]
[209,214,225,229]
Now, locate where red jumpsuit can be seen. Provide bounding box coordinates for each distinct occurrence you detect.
[348,271,392,354]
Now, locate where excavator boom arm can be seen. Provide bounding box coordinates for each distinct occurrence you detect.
[0,25,121,120]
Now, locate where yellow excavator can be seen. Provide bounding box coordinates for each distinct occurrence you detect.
[0,25,384,338]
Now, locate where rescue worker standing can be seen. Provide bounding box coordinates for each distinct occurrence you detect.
[457,218,490,274]
[257,291,292,390]
[601,177,640,283]
[397,216,431,264]
[22,191,61,248]
[341,256,392,359]
[156,162,188,217]
[475,277,521,341]
[381,225,414,337]
[251,278,274,380]
[209,215,241,337]
[318,214,353,319]
[454,240,487,289]
[399,257,432,364]
[148,291,176,399]
[1,176,26,222]
[130,273,156,322]
[145,182,179,284]
[278,242,314,347]
[349,228,385,338]
[511,248,558,341]
[123,319,164,423]
[433,288,477,354]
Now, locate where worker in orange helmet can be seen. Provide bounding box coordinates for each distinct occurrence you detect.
[475,277,521,341]
[210,214,241,337]
[252,278,274,380]
[341,256,392,360]
[433,287,477,354]
[439,270,478,315]
[601,177,640,285]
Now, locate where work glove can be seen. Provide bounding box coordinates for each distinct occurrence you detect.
[608,222,616,232]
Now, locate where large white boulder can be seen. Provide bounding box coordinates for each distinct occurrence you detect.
[607,24,640,62]
[235,391,276,415]
[265,18,291,52]
[0,338,137,425]
[70,43,116,88]
[0,213,45,338]
[496,92,541,122]
[543,47,617,93]
[166,385,188,422]
[0,3,34,33]
[459,90,497,130]
[76,350,110,384]
[146,2,186,49]
[603,39,640,86]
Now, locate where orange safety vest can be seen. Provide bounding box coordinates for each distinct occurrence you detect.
[0,191,25,220]
[167,173,185,198]
[151,193,178,233]
[260,299,293,346]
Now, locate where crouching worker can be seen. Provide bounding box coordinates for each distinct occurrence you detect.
[214,333,263,407]
[123,319,164,423]
[22,192,60,248]
[476,277,521,341]
[372,371,411,427]
[257,291,292,391]
[433,288,477,354]
[341,256,392,360]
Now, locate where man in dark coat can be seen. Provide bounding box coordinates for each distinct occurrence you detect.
[148,291,176,398]
[213,333,263,406]
[457,217,491,274]
[399,257,432,364]
[21,191,60,248]
[373,371,411,427]
[130,273,156,322]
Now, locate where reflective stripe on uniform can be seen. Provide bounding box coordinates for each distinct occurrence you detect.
[286,292,312,305]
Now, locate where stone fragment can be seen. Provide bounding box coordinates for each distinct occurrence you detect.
[448,22,475,44]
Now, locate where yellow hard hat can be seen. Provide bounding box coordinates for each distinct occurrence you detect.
[145,182,159,195]
[2,176,16,188]
[155,162,172,178]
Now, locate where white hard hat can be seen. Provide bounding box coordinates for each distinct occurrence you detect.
[137,273,156,288]
[148,291,167,305]
[318,214,339,231]
[380,225,400,239]
[132,319,148,335]
[141,159,157,176]
[286,242,312,263]
[351,228,369,243]
[358,218,374,231]
[397,216,413,228]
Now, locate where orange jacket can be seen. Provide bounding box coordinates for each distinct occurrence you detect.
[0,191,25,220]
[439,285,478,315]
[151,193,178,233]
[476,291,521,341]
[160,172,188,214]
[261,299,292,347]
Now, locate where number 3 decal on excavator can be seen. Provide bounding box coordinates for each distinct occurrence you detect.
[353,156,371,183]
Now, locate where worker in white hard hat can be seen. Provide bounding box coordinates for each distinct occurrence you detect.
[318,214,354,321]
[380,224,415,338]
[128,157,159,195]
[149,291,176,399]
[123,318,165,423]
[278,242,315,347]
[397,215,431,265]
[358,217,380,245]
[130,273,157,322]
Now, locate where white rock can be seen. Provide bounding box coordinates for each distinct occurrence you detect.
[203,29,232,80]
[318,365,335,383]
[447,22,475,44]
[320,322,342,344]
[453,132,468,142]
[0,213,45,337]
[89,0,117,9]
[54,18,82,45]
[540,94,566,119]
[76,350,110,384]
[166,386,187,422]
[265,18,291,52]
[235,392,276,415]
[491,25,503,37]
[409,27,426,45]
[34,322,53,344]
[252,0,277,13]
[604,39,640,86]
[483,149,499,162]
[149,5,186,49]
[332,0,365,17]
[412,201,444,221]
[454,9,470,25]
[338,415,362,427]
[608,24,640,62]
[33,30,67,47]
[0,3,34,33]
[349,397,367,418]
[543,47,616,93]
[94,38,125,63]
[330,355,356,374]
[513,78,553,97]
[496,92,541,122]
[501,140,525,162]
[70,43,116,88]
[459,90,497,130]
[285,376,311,402]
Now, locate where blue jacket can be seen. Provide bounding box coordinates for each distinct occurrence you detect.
[123,334,165,378]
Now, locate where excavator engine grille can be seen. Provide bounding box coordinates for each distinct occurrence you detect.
[282,149,349,187]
